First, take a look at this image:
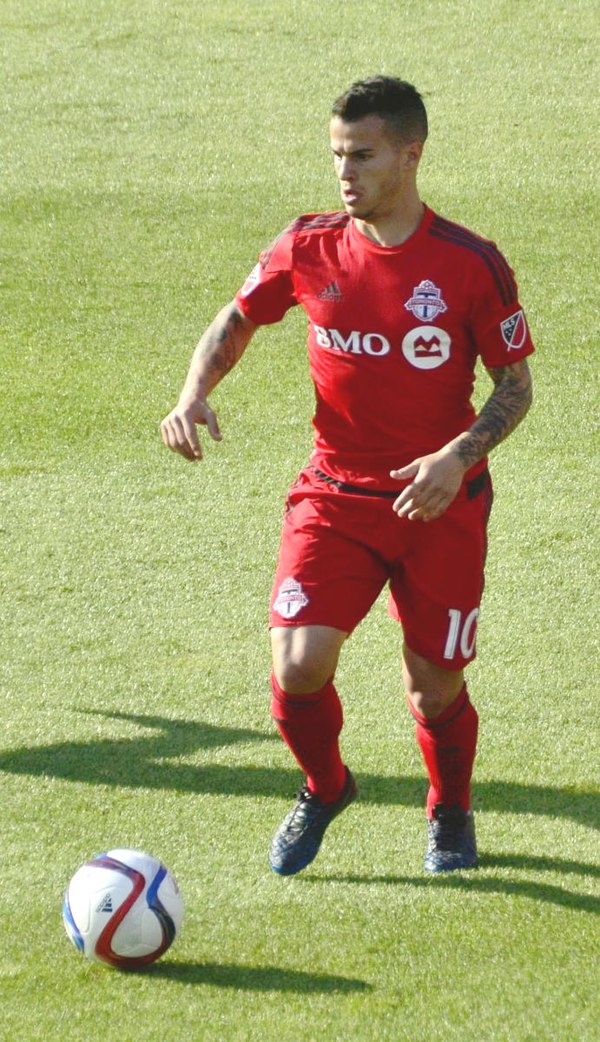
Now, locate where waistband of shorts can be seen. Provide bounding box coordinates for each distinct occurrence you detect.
[309,465,489,501]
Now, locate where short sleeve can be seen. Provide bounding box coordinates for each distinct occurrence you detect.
[470,247,535,368]
[235,227,299,326]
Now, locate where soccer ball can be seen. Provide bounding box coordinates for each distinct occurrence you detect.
[63,848,183,970]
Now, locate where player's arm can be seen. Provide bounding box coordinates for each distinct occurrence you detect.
[450,358,533,470]
[160,301,258,461]
[391,359,533,521]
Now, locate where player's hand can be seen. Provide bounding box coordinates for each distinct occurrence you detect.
[160,400,222,461]
[390,448,466,522]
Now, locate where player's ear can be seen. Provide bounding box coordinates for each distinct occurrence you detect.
[403,140,424,169]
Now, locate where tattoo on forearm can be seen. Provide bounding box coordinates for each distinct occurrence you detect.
[456,363,533,469]
[198,307,249,380]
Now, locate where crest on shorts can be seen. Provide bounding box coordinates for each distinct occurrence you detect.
[500,309,527,350]
[273,577,309,620]
[404,280,448,321]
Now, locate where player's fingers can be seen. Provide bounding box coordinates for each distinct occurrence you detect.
[203,407,223,442]
[393,471,433,514]
[409,507,434,521]
[412,488,454,522]
[160,416,180,453]
[393,486,424,516]
[394,478,444,518]
[392,486,414,514]
[161,415,200,461]
[390,461,420,481]
[179,415,203,459]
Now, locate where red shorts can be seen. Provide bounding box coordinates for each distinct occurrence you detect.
[269,466,494,669]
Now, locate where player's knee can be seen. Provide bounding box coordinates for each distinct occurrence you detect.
[271,626,344,695]
[408,686,456,719]
[272,657,331,695]
[403,644,464,719]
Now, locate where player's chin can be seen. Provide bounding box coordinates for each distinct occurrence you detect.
[344,202,371,219]
[341,197,367,217]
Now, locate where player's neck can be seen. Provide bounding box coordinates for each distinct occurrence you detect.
[354,197,425,248]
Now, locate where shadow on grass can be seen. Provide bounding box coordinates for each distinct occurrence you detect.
[145,959,371,993]
[305,870,600,916]
[2,712,597,915]
[0,711,596,832]
[481,851,600,877]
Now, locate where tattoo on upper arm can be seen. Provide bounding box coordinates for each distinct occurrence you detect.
[455,361,533,468]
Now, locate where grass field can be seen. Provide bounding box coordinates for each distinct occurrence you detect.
[1,1,599,1039]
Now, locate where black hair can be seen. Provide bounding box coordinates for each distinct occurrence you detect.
[331,76,428,143]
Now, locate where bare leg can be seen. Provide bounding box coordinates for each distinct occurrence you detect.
[402,642,464,718]
[271,625,347,694]
[268,625,357,875]
[270,624,349,801]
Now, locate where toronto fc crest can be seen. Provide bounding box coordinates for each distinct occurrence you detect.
[404,279,448,321]
[273,577,309,620]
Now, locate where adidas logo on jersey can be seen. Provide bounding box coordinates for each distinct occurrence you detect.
[317,281,343,302]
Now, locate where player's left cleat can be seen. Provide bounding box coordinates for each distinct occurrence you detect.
[424,804,478,873]
[269,768,357,876]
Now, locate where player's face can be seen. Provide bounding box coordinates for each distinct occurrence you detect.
[330,115,421,221]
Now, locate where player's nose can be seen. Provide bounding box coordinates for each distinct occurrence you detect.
[337,156,355,181]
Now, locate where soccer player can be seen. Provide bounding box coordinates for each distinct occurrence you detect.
[161,77,534,875]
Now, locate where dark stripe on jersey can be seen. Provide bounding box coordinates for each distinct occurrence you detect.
[260,212,348,267]
[289,212,350,234]
[429,216,516,306]
[431,216,516,296]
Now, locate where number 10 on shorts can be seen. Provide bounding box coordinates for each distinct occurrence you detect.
[444,608,480,661]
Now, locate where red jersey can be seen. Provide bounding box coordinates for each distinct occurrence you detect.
[235,205,534,491]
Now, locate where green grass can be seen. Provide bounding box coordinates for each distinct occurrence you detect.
[1,1,599,1040]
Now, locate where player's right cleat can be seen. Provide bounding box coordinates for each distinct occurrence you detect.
[269,768,357,876]
[424,803,478,873]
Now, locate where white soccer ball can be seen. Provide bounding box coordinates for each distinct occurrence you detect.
[63,848,183,969]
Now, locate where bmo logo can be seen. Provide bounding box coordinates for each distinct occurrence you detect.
[313,322,452,368]
[313,325,391,356]
[402,325,451,370]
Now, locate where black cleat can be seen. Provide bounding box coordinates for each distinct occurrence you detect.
[269,768,357,876]
[424,803,478,873]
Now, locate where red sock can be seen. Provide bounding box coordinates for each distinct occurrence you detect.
[409,684,478,818]
[270,673,346,803]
